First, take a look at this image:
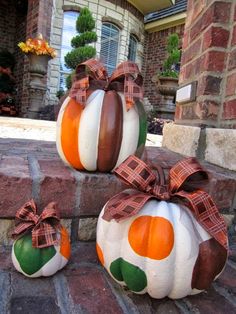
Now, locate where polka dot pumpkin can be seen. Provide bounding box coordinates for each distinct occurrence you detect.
[12,227,71,278]
[96,198,227,299]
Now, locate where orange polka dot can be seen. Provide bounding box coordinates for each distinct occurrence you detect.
[128,216,174,260]
[60,227,71,260]
[96,243,104,266]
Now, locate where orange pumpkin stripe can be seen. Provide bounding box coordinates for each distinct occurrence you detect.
[61,98,84,170]
[128,216,174,260]
[96,243,104,266]
[60,226,71,260]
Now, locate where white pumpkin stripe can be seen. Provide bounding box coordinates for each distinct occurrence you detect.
[56,96,71,167]
[113,93,139,170]
[78,90,105,171]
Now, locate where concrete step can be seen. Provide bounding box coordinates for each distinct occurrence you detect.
[1,241,236,313]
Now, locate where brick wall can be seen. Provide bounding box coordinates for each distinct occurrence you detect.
[0,0,16,52]
[14,5,28,112]
[176,0,236,128]
[142,24,185,108]
[0,0,27,113]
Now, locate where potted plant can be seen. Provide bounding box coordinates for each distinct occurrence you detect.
[152,33,181,96]
[18,34,56,86]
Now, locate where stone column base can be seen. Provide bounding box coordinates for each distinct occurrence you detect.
[162,123,236,171]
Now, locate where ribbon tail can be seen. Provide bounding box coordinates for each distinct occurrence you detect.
[174,190,228,250]
[102,190,154,222]
[12,221,35,239]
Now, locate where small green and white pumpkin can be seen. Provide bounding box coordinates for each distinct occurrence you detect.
[12,226,70,277]
[97,198,227,299]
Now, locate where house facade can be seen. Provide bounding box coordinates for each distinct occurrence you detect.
[0,0,182,118]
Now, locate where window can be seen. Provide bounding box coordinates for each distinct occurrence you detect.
[128,34,138,62]
[100,23,120,75]
[60,11,79,90]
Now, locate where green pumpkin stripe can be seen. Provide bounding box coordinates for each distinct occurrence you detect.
[136,100,147,158]
[110,258,147,292]
[14,234,56,275]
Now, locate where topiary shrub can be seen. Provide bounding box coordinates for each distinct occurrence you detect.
[159,33,181,78]
[65,7,97,88]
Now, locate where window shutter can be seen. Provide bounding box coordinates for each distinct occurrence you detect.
[128,35,138,62]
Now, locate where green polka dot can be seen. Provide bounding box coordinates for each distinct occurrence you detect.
[110,258,147,292]
[14,234,56,275]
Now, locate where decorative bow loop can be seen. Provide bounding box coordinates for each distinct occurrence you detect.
[103,155,228,250]
[69,59,143,110]
[12,200,61,248]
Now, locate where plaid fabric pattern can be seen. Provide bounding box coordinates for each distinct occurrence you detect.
[169,157,206,192]
[176,190,228,249]
[103,155,228,250]
[12,200,61,248]
[69,58,143,110]
[69,77,89,106]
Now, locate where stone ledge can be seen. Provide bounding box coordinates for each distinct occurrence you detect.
[206,128,236,171]
[162,123,201,156]
[162,123,236,171]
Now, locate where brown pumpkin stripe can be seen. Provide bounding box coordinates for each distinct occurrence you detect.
[97,91,123,172]
[191,238,227,290]
[61,98,84,170]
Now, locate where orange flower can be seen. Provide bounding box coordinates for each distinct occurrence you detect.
[18,34,56,58]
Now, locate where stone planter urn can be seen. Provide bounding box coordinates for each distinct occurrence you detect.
[28,54,51,88]
[27,54,51,118]
[152,75,179,97]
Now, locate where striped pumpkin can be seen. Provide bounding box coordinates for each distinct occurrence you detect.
[12,226,71,278]
[96,198,227,299]
[56,89,147,172]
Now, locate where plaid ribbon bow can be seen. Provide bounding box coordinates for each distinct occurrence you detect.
[69,58,143,110]
[12,200,61,248]
[103,155,228,250]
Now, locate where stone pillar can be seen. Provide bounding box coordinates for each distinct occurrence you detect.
[162,0,236,171]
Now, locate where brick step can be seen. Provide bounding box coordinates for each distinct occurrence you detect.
[0,138,235,245]
[1,241,236,313]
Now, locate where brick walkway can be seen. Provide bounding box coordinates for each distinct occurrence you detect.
[0,138,235,313]
[0,242,236,314]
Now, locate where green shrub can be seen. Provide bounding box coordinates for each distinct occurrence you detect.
[71,32,98,48]
[160,33,181,78]
[64,7,97,81]
[65,46,96,69]
[76,8,95,33]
